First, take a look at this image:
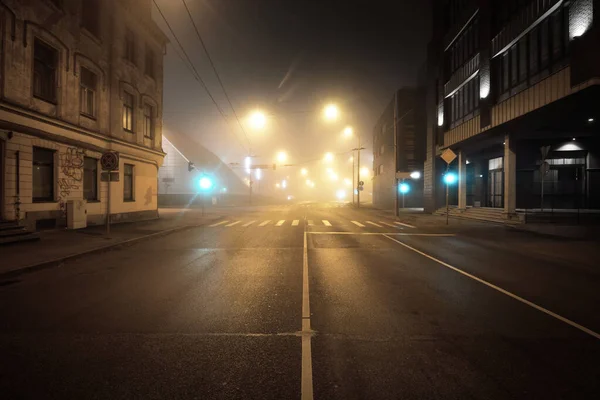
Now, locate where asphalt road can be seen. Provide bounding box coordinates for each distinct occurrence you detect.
[1,202,599,399]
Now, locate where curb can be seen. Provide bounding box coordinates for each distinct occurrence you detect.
[0,220,219,280]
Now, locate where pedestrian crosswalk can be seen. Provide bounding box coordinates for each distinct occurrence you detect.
[208,219,416,229]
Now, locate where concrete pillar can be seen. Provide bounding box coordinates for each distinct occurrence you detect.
[503,133,516,217]
[458,150,467,209]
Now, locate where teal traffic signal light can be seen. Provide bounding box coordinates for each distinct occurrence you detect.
[443,172,457,185]
[199,176,214,191]
[399,182,410,194]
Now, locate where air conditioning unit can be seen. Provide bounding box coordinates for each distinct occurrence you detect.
[67,200,87,229]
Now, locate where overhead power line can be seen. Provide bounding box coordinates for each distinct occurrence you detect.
[181,0,251,151]
[152,0,248,153]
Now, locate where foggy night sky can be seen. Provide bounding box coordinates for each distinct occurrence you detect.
[153,0,432,168]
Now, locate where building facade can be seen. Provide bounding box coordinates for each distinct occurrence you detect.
[0,0,167,229]
[373,88,426,210]
[424,0,600,218]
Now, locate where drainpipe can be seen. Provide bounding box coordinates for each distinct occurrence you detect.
[15,150,20,221]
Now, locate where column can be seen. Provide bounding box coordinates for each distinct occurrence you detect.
[458,150,467,209]
[503,133,516,217]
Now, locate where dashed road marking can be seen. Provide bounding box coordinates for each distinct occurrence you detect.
[351,221,365,227]
[259,220,271,227]
[276,220,286,226]
[242,221,256,227]
[209,220,229,227]
[322,220,332,226]
[366,221,383,228]
[379,221,400,228]
[292,220,300,226]
[225,221,241,227]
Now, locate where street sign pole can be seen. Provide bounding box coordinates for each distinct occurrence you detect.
[357,135,361,209]
[445,165,450,225]
[440,149,457,226]
[107,173,111,235]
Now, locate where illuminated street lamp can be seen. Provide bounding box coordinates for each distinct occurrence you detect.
[410,171,421,180]
[324,152,334,163]
[277,151,288,163]
[360,167,369,177]
[323,104,339,121]
[248,110,267,130]
[282,179,287,189]
[343,126,353,137]
[301,168,308,176]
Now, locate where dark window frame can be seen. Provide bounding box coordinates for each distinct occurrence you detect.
[83,157,98,201]
[33,39,58,103]
[81,0,100,38]
[124,29,136,64]
[79,66,97,118]
[33,147,55,202]
[123,163,134,201]
[122,91,134,132]
[143,103,154,139]
[145,44,155,79]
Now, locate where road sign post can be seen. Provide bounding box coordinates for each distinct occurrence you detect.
[100,152,119,235]
[440,149,457,225]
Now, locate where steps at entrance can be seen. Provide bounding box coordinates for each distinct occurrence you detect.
[434,206,522,225]
[0,221,40,245]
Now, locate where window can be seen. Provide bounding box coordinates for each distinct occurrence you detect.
[33,148,55,202]
[378,165,384,175]
[380,145,385,155]
[145,45,155,78]
[143,103,154,139]
[124,29,135,64]
[540,19,549,69]
[33,39,58,102]
[510,46,518,86]
[518,40,527,83]
[551,10,564,61]
[502,53,510,92]
[445,15,480,74]
[122,91,134,132]
[80,67,97,118]
[83,157,98,201]
[81,0,100,37]
[123,164,134,201]
[489,157,503,171]
[529,27,539,75]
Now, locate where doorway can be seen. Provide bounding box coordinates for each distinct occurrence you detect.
[487,156,504,208]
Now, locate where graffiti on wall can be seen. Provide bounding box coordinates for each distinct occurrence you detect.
[58,147,86,215]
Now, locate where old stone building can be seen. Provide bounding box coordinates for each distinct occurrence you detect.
[0,0,167,230]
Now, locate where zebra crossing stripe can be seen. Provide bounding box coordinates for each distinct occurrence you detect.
[209,220,229,227]
[366,221,383,228]
[322,220,332,226]
[276,220,285,226]
[292,220,300,226]
[242,221,256,227]
[225,221,241,227]
[351,221,365,227]
[395,221,416,228]
[379,221,400,228]
[258,220,271,227]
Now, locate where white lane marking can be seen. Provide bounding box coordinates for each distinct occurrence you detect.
[366,221,383,228]
[301,230,314,400]
[308,220,315,226]
[242,221,256,227]
[292,220,300,226]
[322,220,332,226]
[209,220,229,227]
[258,220,271,227]
[276,220,286,226]
[308,232,455,236]
[351,221,366,227]
[379,221,401,228]
[394,221,416,228]
[383,235,600,341]
[225,221,241,227]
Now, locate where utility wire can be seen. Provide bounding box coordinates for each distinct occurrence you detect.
[152,0,248,153]
[181,0,251,151]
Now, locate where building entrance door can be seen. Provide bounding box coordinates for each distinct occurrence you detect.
[488,170,503,208]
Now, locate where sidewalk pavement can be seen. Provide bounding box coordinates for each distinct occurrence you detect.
[0,208,222,278]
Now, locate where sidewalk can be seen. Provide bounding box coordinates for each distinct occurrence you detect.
[0,208,222,278]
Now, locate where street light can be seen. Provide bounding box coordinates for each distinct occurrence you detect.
[301,168,308,176]
[324,104,339,121]
[277,151,288,163]
[343,126,353,137]
[248,110,267,130]
[324,152,334,162]
[199,176,214,191]
[360,167,369,177]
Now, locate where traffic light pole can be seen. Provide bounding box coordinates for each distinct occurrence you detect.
[357,135,361,208]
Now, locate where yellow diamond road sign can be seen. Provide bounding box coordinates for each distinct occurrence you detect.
[441,148,457,165]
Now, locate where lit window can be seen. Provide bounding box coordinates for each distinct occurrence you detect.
[143,104,154,139]
[122,92,134,132]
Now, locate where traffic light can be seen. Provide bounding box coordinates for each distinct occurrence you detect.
[399,182,410,194]
[188,161,195,172]
[443,172,457,185]
[198,176,214,191]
